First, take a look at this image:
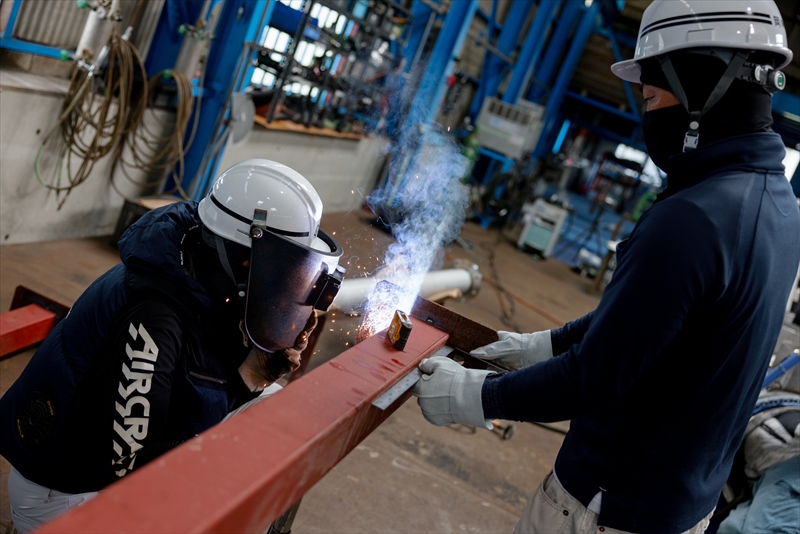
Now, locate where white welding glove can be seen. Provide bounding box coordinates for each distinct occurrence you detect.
[412,357,493,430]
[469,330,553,371]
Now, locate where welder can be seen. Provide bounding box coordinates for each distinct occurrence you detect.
[0,159,344,534]
[413,1,800,532]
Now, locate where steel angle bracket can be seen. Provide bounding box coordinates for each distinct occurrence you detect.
[372,296,508,411]
[411,296,499,353]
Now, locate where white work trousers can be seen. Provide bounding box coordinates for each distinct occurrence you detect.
[514,472,714,534]
[8,467,98,534]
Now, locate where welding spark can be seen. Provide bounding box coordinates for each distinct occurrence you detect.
[359,131,469,340]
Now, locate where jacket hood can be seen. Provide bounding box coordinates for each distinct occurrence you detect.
[118,201,211,308]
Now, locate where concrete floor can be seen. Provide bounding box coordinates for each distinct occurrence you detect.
[0,211,600,533]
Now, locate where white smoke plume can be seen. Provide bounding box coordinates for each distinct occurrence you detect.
[358,131,469,339]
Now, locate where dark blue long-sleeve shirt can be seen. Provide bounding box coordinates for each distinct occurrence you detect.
[483,133,800,533]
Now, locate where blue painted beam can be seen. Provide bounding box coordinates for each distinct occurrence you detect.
[526,0,581,104]
[564,90,641,122]
[0,38,67,59]
[190,0,277,199]
[402,0,435,73]
[164,0,271,196]
[533,0,600,158]
[0,0,73,59]
[404,0,479,129]
[238,0,277,99]
[597,26,640,116]
[2,0,23,39]
[145,0,207,75]
[476,7,503,33]
[503,0,561,104]
[468,0,532,117]
[386,0,478,203]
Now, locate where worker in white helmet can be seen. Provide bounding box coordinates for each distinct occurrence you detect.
[0,159,345,533]
[413,1,799,533]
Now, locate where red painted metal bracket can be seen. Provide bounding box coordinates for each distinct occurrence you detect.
[0,304,56,358]
[0,286,70,359]
[38,319,450,533]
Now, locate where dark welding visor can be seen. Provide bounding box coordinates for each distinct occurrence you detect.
[245,210,345,352]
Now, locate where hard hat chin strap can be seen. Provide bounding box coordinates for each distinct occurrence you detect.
[658,50,750,152]
[213,234,247,300]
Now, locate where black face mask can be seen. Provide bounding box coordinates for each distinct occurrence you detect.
[642,104,689,173]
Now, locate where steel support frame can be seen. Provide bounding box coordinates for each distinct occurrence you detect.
[502,0,561,105]
[38,320,451,533]
[0,0,73,59]
[526,0,581,104]
[597,26,640,117]
[165,0,277,198]
[468,0,532,117]
[532,0,600,158]
[385,0,478,204]
[402,0,437,73]
[405,0,479,129]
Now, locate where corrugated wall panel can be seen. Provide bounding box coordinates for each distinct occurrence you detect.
[13,0,89,48]
[10,0,163,61]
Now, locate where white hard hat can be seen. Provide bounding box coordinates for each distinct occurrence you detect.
[198,158,323,250]
[611,0,793,83]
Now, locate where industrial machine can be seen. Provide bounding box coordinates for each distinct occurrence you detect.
[475,97,544,160]
[516,198,569,258]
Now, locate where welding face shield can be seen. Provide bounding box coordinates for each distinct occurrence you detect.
[198,159,345,352]
[245,210,344,351]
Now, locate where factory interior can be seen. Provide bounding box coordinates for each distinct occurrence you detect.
[1,0,799,533]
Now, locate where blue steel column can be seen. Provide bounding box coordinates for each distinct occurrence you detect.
[532,0,600,158]
[404,0,479,130]
[502,0,561,104]
[144,1,207,75]
[402,0,436,73]
[526,0,581,104]
[602,27,640,117]
[163,0,275,196]
[386,0,479,204]
[468,0,532,116]
[189,0,277,198]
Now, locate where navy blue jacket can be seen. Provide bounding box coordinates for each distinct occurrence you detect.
[483,133,800,533]
[0,202,255,493]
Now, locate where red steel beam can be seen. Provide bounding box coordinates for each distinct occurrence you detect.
[0,304,56,358]
[38,320,450,534]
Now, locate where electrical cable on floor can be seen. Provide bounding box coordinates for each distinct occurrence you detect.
[480,233,522,333]
[531,421,569,435]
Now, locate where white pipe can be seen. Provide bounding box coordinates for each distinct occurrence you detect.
[331,265,481,313]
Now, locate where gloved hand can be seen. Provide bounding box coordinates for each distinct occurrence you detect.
[469,330,552,371]
[240,311,318,390]
[262,311,318,382]
[412,357,493,430]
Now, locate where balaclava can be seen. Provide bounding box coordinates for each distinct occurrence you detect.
[639,50,774,172]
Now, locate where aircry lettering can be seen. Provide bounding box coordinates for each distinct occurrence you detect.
[112,323,159,478]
